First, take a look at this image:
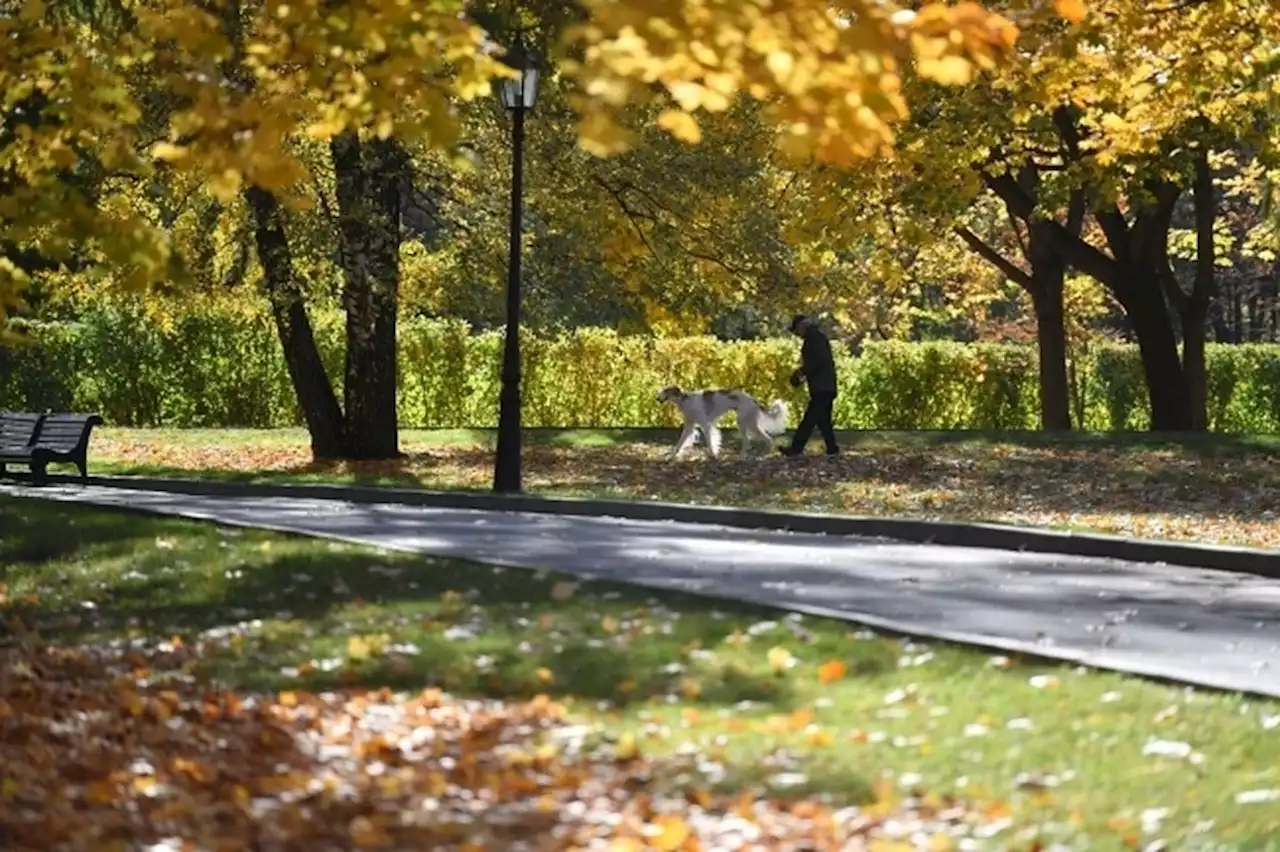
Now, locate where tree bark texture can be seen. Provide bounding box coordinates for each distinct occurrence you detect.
[245,186,347,459]
[331,132,406,460]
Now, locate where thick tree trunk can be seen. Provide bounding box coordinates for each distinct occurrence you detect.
[1026,220,1071,431]
[245,186,348,459]
[1123,279,1192,432]
[331,132,405,460]
[1031,276,1071,431]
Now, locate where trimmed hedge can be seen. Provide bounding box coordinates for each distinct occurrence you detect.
[2,308,1279,432]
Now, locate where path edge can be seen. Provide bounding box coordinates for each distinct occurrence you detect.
[45,473,1280,579]
[7,482,1278,699]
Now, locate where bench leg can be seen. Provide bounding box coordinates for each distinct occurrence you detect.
[77,457,88,480]
[31,461,47,487]
[0,463,6,478]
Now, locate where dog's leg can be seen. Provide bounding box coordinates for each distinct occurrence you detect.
[672,422,697,458]
[705,422,722,458]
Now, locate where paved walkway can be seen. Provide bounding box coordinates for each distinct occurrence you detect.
[6,483,1280,697]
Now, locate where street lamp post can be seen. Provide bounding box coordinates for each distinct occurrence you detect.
[492,35,541,494]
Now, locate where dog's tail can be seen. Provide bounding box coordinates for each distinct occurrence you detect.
[760,399,789,436]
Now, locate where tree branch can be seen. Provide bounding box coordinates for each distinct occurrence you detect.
[984,170,1121,284]
[954,225,1033,288]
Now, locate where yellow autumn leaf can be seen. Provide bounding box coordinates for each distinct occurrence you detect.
[207,168,243,203]
[653,814,691,851]
[1053,0,1087,24]
[536,667,553,683]
[767,646,795,673]
[347,635,372,661]
[615,731,639,760]
[918,54,974,86]
[150,142,189,163]
[656,108,703,144]
[577,112,636,157]
[805,727,834,747]
[601,615,619,633]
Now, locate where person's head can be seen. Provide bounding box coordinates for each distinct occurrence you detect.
[790,314,810,337]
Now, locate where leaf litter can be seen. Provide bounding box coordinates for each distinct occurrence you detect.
[0,636,1007,851]
[93,429,1280,550]
[6,495,1280,849]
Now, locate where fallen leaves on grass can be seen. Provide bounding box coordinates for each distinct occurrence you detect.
[0,639,1007,851]
[95,430,1280,549]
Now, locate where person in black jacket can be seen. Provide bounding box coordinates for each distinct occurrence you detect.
[780,314,839,457]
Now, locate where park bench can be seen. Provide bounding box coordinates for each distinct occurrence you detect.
[0,411,104,485]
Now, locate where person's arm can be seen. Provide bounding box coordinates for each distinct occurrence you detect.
[792,336,814,385]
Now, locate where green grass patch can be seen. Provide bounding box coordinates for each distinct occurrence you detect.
[3,495,1280,849]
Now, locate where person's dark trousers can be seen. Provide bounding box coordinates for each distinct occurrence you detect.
[789,391,839,455]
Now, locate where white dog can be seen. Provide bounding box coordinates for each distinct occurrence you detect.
[656,386,789,459]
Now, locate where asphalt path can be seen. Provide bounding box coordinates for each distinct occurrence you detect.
[5,482,1280,697]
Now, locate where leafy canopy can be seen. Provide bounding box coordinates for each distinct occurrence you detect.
[0,0,1081,322]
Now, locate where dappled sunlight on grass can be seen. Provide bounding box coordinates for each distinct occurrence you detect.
[3,496,1280,849]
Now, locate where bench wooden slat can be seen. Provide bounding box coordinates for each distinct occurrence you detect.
[0,412,42,447]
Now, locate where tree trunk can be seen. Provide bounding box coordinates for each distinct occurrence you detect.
[1182,149,1216,432]
[1182,301,1208,431]
[1026,221,1071,431]
[953,218,1072,430]
[1031,276,1071,431]
[245,186,348,459]
[331,132,405,460]
[1123,278,1192,432]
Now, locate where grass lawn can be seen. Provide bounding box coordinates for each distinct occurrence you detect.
[87,426,1280,549]
[3,495,1280,850]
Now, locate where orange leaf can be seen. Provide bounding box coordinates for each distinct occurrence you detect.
[1053,0,1086,23]
[818,659,847,684]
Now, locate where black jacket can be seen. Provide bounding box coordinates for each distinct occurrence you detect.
[800,326,838,394]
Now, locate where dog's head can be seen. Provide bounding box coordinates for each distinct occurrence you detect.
[656,385,683,405]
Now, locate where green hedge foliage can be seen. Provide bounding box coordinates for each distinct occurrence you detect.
[2,308,1279,432]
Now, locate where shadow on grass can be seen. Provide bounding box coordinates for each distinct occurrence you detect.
[2,495,906,714]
